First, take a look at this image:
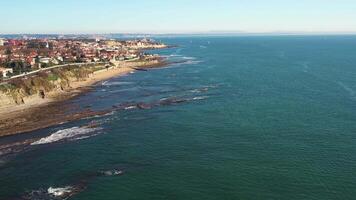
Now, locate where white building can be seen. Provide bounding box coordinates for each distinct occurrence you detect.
[0,39,4,46]
[39,57,51,64]
[0,67,13,78]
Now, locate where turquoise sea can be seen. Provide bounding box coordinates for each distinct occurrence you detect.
[1,36,356,199]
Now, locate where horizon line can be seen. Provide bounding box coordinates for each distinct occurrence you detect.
[1,31,356,36]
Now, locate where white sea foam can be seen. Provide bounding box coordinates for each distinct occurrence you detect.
[192,96,209,101]
[182,56,196,60]
[31,127,102,145]
[184,60,203,65]
[167,54,182,57]
[125,105,137,110]
[48,186,73,197]
[100,170,124,176]
[102,81,133,86]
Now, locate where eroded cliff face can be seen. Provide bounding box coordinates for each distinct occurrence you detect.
[0,64,104,109]
[0,78,68,108]
[0,92,14,108]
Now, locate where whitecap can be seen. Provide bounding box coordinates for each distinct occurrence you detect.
[31,127,103,145]
[182,56,196,60]
[125,105,137,110]
[48,186,73,197]
[192,96,209,101]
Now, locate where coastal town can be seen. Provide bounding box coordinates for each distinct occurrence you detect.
[0,36,170,136]
[0,37,167,79]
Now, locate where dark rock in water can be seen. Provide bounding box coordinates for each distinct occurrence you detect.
[159,98,188,106]
[136,103,152,110]
[21,188,49,200]
[116,96,190,112]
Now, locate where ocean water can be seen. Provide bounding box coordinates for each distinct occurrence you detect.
[1,36,356,199]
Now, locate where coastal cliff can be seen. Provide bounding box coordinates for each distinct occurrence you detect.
[0,58,165,137]
[0,63,105,109]
[0,58,164,128]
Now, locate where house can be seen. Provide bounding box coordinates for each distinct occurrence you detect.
[0,67,13,78]
[39,57,51,64]
[0,39,4,46]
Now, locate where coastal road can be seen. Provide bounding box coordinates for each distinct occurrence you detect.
[1,62,108,83]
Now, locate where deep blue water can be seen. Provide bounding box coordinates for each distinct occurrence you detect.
[1,36,356,200]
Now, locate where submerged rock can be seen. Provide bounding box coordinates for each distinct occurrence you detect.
[99,169,124,176]
[136,103,152,110]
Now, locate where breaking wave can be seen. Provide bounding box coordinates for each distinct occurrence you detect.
[31,127,103,146]
[18,168,123,199]
[21,186,81,200]
[125,105,138,110]
[47,186,74,197]
[191,96,209,101]
[102,81,133,86]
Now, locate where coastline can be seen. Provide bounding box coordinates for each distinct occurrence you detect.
[0,58,167,137]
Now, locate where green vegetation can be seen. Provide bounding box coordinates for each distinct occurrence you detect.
[5,61,31,75]
[0,83,16,92]
[47,73,59,81]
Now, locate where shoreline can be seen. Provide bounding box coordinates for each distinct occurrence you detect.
[0,58,167,137]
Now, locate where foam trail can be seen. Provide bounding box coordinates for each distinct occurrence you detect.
[31,127,102,145]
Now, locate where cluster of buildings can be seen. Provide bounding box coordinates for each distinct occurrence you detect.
[0,37,166,78]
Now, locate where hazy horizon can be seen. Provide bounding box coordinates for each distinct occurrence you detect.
[1,31,356,36]
[2,0,356,34]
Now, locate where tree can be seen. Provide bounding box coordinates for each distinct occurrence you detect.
[5,48,12,55]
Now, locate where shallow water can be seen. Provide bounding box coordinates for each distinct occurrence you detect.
[1,36,356,200]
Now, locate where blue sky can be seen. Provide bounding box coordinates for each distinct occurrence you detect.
[1,0,356,34]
